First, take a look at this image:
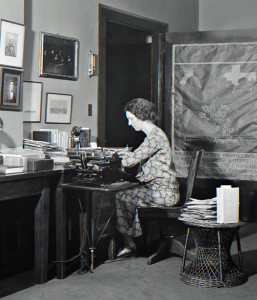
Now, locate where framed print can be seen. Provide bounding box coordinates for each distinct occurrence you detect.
[45,93,72,124]
[0,68,23,111]
[23,81,43,122]
[0,20,25,68]
[39,32,79,80]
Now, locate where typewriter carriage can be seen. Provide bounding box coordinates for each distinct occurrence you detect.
[67,147,136,185]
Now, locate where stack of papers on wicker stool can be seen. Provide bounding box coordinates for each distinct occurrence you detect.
[178,197,217,224]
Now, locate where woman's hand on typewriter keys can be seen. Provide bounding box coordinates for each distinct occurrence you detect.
[116,146,131,157]
[116,150,129,158]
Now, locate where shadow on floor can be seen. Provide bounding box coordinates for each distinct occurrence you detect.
[239,222,257,238]
[0,270,35,298]
[232,249,257,277]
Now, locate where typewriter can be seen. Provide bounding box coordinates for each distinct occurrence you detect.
[67,147,136,185]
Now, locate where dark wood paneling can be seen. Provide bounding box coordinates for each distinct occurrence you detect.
[99,4,168,33]
[152,33,166,128]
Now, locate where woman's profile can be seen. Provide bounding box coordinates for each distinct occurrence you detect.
[115,98,180,258]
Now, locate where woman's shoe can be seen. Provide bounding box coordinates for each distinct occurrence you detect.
[117,247,136,258]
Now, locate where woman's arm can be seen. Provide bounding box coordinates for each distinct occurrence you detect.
[122,133,160,168]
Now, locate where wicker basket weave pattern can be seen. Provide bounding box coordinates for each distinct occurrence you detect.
[180,226,248,288]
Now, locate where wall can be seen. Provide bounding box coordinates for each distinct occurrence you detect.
[199,0,257,30]
[4,1,257,148]
[0,0,24,149]
[22,0,199,144]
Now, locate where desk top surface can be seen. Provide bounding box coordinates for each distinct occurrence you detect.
[0,166,64,182]
[61,181,139,192]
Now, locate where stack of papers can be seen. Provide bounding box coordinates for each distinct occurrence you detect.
[178,197,217,223]
[23,139,64,152]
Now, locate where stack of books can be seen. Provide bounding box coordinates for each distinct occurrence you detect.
[178,197,217,223]
[0,165,24,175]
[32,129,71,149]
[24,139,70,166]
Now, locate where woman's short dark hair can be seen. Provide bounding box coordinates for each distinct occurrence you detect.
[124,98,158,123]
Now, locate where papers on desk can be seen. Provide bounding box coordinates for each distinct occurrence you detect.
[23,138,63,152]
[24,139,70,165]
[178,197,217,223]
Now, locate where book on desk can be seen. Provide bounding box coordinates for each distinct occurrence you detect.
[0,165,24,174]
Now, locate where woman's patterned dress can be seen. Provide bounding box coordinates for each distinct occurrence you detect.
[116,127,180,237]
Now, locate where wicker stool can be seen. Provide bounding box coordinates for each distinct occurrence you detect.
[180,221,248,288]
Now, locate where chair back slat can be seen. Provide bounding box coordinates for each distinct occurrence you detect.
[184,149,204,203]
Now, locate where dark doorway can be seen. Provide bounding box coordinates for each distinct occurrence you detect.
[98,4,168,149]
[106,22,152,148]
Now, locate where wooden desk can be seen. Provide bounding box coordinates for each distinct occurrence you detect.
[56,181,138,279]
[0,168,63,283]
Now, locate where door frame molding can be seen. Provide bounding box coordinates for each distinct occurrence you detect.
[98,4,168,146]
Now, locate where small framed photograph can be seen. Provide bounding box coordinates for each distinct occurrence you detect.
[23,81,43,122]
[0,68,23,111]
[39,32,79,80]
[45,93,72,124]
[0,19,25,68]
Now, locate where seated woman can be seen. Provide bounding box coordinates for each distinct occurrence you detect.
[116,98,180,258]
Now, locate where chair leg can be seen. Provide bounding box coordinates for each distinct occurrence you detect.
[147,224,196,265]
[147,238,169,265]
[147,236,195,265]
[180,227,191,274]
[166,222,195,260]
[169,238,195,260]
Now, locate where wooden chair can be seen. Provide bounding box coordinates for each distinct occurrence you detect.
[138,149,204,265]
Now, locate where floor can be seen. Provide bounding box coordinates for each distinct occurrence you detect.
[0,222,256,300]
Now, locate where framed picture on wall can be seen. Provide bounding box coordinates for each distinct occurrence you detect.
[39,32,79,80]
[0,19,25,68]
[0,68,23,111]
[23,81,43,122]
[45,93,72,124]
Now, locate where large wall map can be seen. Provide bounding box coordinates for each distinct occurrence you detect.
[172,43,257,180]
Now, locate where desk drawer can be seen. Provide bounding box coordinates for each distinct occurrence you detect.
[0,178,43,201]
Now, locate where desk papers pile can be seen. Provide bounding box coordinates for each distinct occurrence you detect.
[178,197,217,223]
